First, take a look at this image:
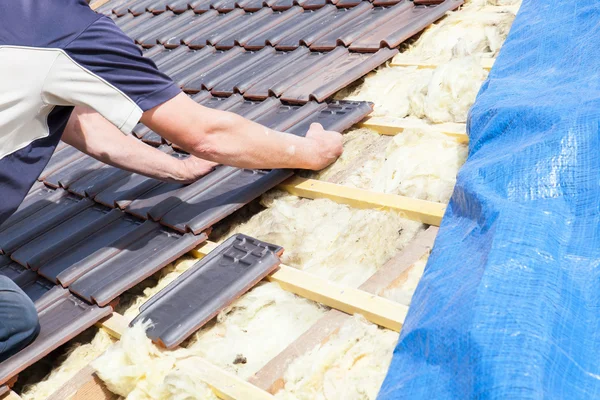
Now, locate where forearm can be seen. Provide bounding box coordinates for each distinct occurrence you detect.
[62,106,200,183]
[141,93,335,170]
[185,111,318,170]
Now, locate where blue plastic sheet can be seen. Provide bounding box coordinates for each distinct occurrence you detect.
[378,2,600,398]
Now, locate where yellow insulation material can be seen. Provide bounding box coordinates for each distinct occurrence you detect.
[322,128,468,204]
[405,5,518,61]
[92,283,325,399]
[466,0,521,9]
[183,282,327,379]
[275,315,399,400]
[225,192,424,288]
[337,57,488,123]
[92,322,219,400]
[313,128,389,183]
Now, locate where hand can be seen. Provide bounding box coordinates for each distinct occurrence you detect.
[177,156,219,183]
[304,123,343,170]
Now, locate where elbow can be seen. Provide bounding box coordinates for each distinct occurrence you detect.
[189,111,238,159]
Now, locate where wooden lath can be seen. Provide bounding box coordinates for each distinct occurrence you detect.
[46,366,117,400]
[390,54,495,71]
[359,116,469,143]
[278,176,446,226]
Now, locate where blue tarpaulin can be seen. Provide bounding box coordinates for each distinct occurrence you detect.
[379,1,600,398]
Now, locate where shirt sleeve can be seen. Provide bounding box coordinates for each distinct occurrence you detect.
[41,15,181,134]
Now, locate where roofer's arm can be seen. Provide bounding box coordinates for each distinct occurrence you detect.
[141,93,343,171]
[62,106,218,183]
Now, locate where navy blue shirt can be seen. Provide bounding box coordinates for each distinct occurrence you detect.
[0,0,181,225]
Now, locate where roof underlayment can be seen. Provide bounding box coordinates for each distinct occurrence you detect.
[2,0,522,398]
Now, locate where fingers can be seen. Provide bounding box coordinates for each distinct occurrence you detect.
[309,122,324,131]
[179,157,220,183]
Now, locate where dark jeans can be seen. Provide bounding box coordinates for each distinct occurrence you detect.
[0,276,39,363]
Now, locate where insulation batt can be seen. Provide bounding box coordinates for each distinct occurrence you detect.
[92,321,219,400]
[336,65,433,119]
[182,282,326,379]
[404,6,518,61]
[323,128,468,204]
[274,255,430,399]
[337,58,488,123]
[225,191,424,288]
[313,128,389,183]
[275,315,399,400]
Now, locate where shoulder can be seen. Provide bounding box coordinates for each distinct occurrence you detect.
[0,0,101,48]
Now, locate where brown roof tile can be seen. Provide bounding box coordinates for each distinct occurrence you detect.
[131,234,283,348]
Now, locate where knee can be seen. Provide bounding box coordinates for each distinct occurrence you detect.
[1,290,40,349]
[0,286,40,362]
[16,299,40,341]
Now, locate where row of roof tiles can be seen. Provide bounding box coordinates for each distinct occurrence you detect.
[100,0,453,18]
[0,193,206,307]
[146,46,397,102]
[37,100,371,233]
[109,1,461,52]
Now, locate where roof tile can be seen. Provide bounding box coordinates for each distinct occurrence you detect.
[131,233,282,348]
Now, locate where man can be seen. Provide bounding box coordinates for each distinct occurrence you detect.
[0,0,343,362]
